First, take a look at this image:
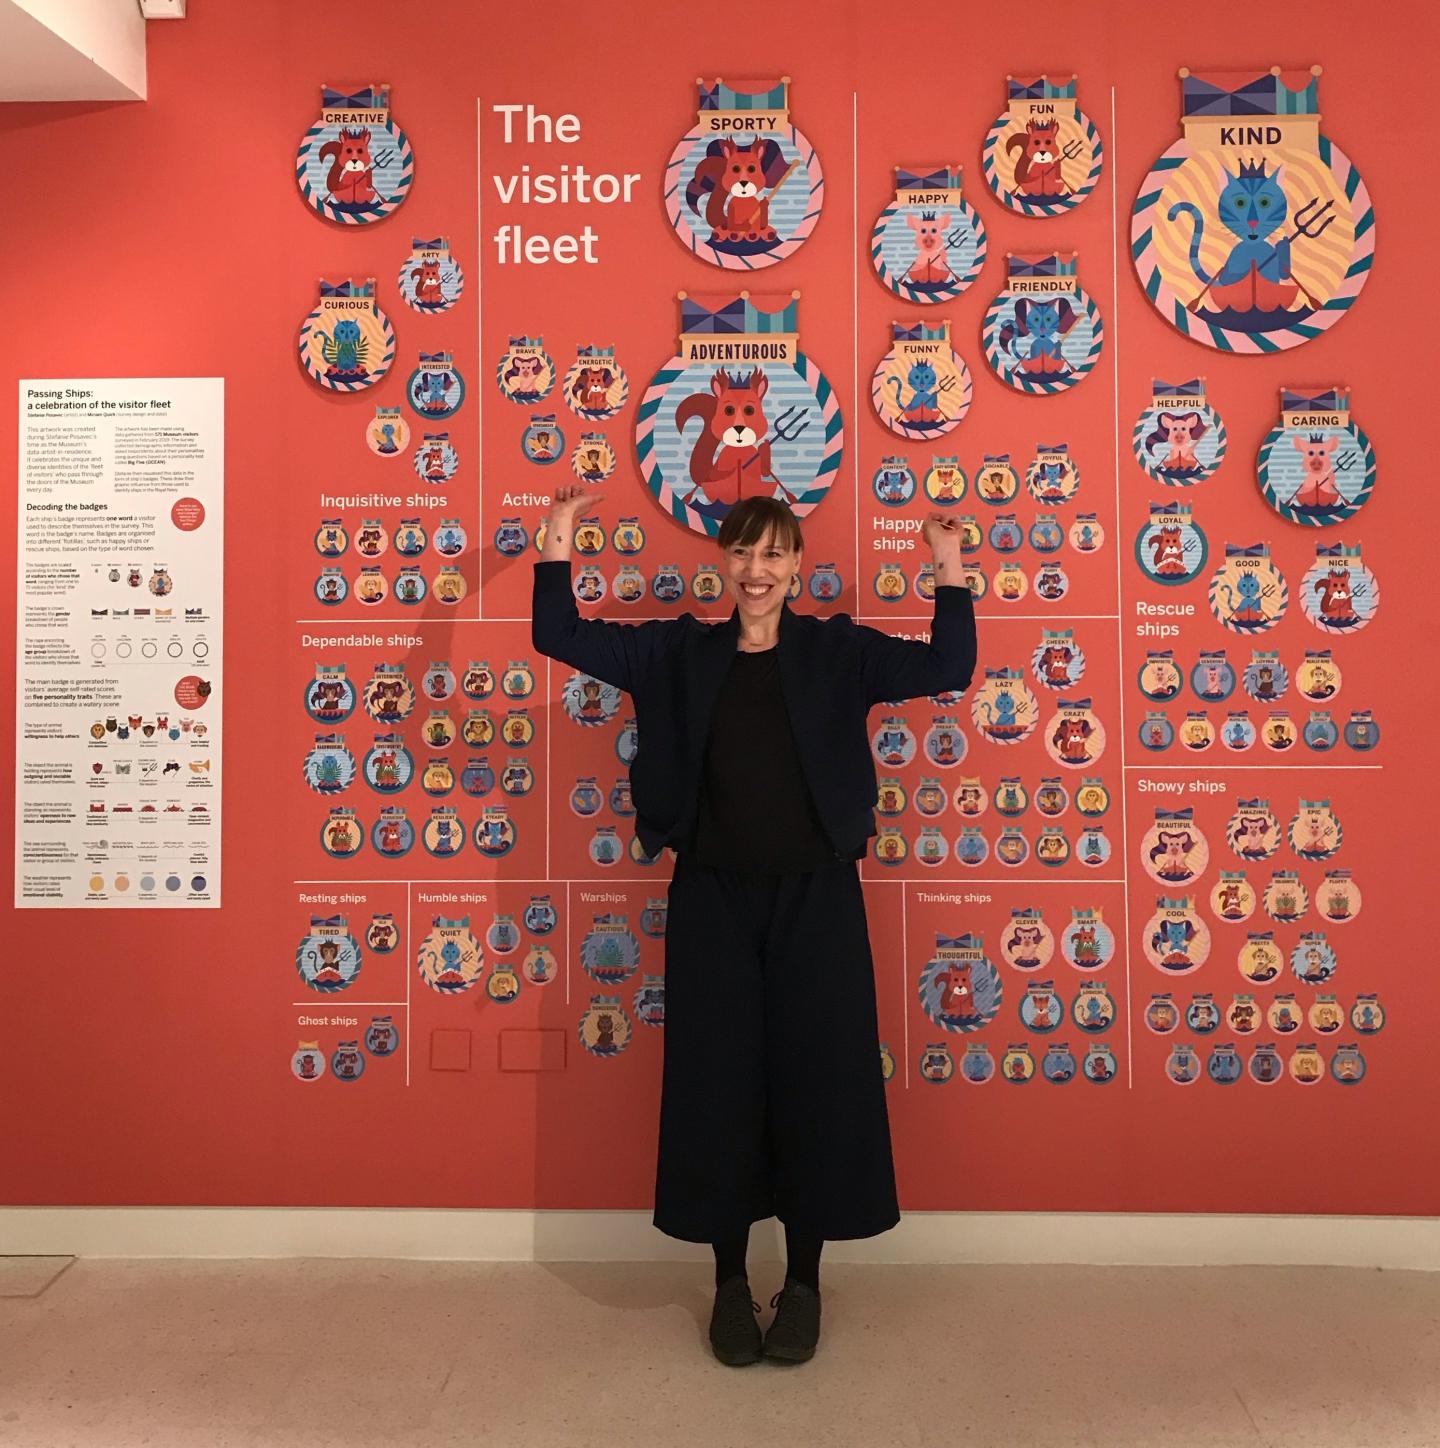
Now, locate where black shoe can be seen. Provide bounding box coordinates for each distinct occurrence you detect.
[762,1277,821,1362]
[709,1274,762,1365]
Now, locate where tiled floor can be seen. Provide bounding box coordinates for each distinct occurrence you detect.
[1,1257,1436,1447]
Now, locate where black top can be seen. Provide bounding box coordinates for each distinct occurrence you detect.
[687,644,837,873]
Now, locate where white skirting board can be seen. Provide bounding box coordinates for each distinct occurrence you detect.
[2,1209,1438,1269]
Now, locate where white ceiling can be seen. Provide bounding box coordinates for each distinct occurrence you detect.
[0,0,146,101]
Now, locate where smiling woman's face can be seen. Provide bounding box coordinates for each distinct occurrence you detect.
[719,528,802,617]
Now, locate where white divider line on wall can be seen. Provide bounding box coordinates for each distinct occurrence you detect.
[2,1208,1437,1269]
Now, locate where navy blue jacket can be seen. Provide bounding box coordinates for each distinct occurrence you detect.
[531,560,978,862]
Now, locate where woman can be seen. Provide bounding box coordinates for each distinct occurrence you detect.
[532,485,977,1366]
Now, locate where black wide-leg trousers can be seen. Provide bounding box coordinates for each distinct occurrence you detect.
[652,853,902,1243]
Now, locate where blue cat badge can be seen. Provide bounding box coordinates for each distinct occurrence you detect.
[409,351,466,419]
[870,165,987,304]
[1208,544,1288,634]
[982,252,1103,394]
[1131,67,1375,353]
[664,76,822,270]
[637,291,842,538]
[982,75,1103,215]
[295,85,413,225]
[298,279,395,392]
[1133,379,1227,486]
[1257,387,1376,525]
[872,320,973,437]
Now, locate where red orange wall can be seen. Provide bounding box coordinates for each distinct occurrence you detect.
[2,0,1433,1214]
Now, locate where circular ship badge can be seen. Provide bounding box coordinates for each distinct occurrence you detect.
[981,74,1103,215]
[296,915,362,994]
[918,932,1003,1033]
[872,319,972,437]
[563,344,629,420]
[870,164,987,304]
[1208,544,1288,634]
[982,252,1103,394]
[1257,387,1375,525]
[1130,66,1375,352]
[1135,502,1208,586]
[295,84,413,225]
[398,236,462,312]
[297,279,394,392]
[636,291,842,538]
[665,75,822,270]
[1133,378,1227,486]
[1301,543,1378,635]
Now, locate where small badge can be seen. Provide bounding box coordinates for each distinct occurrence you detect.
[982,74,1103,215]
[1258,387,1376,525]
[564,345,629,420]
[409,351,466,419]
[367,914,399,954]
[314,520,348,557]
[1226,798,1280,860]
[1032,630,1085,692]
[413,432,458,485]
[562,672,622,727]
[420,805,460,857]
[971,668,1037,745]
[919,1041,957,1084]
[580,914,642,986]
[1069,514,1105,552]
[301,735,354,793]
[1210,871,1256,923]
[395,518,428,555]
[1129,66,1375,353]
[1143,895,1211,976]
[1290,798,1342,860]
[578,996,633,1058]
[1073,981,1116,1034]
[418,915,483,994]
[571,432,617,482]
[1350,995,1385,1034]
[320,806,363,858]
[1001,1043,1037,1084]
[1291,932,1337,985]
[1262,871,1308,924]
[292,1042,324,1082]
[1208,543,1288,633]
[1041,1043,1078,1084]
[295,85,413,225]
[1044,696,1106,769]
[371,805,414,858]
[665,76,822,270]
[871,164,987,304]
[1165,1043,1202,1085]
[366,1016,399,1056]
[982,251,1103,394]
[919,933,1002,1032]
[1000,908,1054,973]
[1238,933,1282,985]
[367,405,409,457]
[1330,1044,1366,1086]
[305,664,356,723]
[1136,502,1208,586]
[1020,980,1065,1034]
[1025,444,1080,505]
[1133,379,1227,486]
[330,1041,365,1082]
[362,734,413,794]
[363,664,415,723]
[1300,542,1378,635]
[398,236,463,312]
[314,568,347,606]
[473,807,517,858]
[872,319,974,438]
[1146,995,1179,1034]
[296,915,362,993]
[297,279,395,392]
[1289,1043,1325,1086]
[1141,807,1209,885]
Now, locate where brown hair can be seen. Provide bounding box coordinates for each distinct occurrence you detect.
[715,497,804,554]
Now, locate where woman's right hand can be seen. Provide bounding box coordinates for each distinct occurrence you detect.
[540,483,606,560]
[548,483,605,528]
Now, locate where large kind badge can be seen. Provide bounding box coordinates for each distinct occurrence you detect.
[981,74,1103,215]
[982,252,1103,394]
[295,85,414,225]
[1131,66,1375,352]
[872,321,973,438]
[297,280,394,392]
[870,166,987,305]
[1256,387,1376,525]
[636,291,842,537]
[665,76,822,269]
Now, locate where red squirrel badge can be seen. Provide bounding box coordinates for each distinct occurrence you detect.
[321,127,376,207]
[675,369,794,508]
